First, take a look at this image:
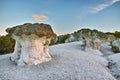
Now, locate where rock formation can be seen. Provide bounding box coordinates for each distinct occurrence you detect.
[6,23,54,66]
[93,38,101,50]
[54,28,108,44]
[111,39,120,53]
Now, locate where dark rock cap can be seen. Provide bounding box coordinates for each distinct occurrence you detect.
[6,23,54,38]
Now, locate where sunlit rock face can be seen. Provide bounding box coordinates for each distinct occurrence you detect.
[6,23,54,66]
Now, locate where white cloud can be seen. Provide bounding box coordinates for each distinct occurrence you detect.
[32,14,48,21]
[90,0,120,13]
[112,0,120,3]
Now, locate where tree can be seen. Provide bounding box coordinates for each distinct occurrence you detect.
[114,31,120,38]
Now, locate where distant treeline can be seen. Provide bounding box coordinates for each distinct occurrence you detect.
[105,31,120,38]
[0,30,120,55]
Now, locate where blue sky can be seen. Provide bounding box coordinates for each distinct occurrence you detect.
[0,0,120,35]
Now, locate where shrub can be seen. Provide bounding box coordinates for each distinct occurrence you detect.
[0,34,15,55]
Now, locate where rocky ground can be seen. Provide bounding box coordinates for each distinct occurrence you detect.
[100,43,120,80]
[0,41,119,80]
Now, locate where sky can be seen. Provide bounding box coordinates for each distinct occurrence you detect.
[0,0,120,35]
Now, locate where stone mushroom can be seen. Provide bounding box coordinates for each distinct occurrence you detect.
[6,23,54,66]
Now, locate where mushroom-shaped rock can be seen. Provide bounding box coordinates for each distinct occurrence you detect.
[6,23,54,66]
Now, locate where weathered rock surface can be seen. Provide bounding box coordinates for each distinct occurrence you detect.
[108,53,120,79]
[54,28,109,45]
[111,39,120,53]
[6,23,54,66]
[6,23,54,38]
[0,42,116,80]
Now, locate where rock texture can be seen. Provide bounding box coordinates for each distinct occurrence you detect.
[53,28,110,45]
[6,23,54,66]
[108,53,120,79]
[0,41,116,80]
[111,39,120,53]
[92,38,101,50]
[66,29,108,43]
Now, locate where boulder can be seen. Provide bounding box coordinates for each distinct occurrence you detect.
[6,23,54,66]
[111,39,120,53]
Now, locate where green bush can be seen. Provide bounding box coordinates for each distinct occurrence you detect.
[60,34,70,43]
[0,34,15,55]
[105,31,120,38]
[114,31,120,38]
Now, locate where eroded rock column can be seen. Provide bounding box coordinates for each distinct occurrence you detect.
[6,23,54,66]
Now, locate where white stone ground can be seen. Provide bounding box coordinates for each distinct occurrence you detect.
[0,41,116,80]
[100,43,120,80]
[108,53,120,80]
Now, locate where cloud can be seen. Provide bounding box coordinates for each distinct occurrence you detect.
[32,14,48,21]
[90,0,120,13]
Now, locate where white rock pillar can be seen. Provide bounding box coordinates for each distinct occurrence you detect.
[10,41,21,63]
[6,23,54,66]
[94,38,101,50]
